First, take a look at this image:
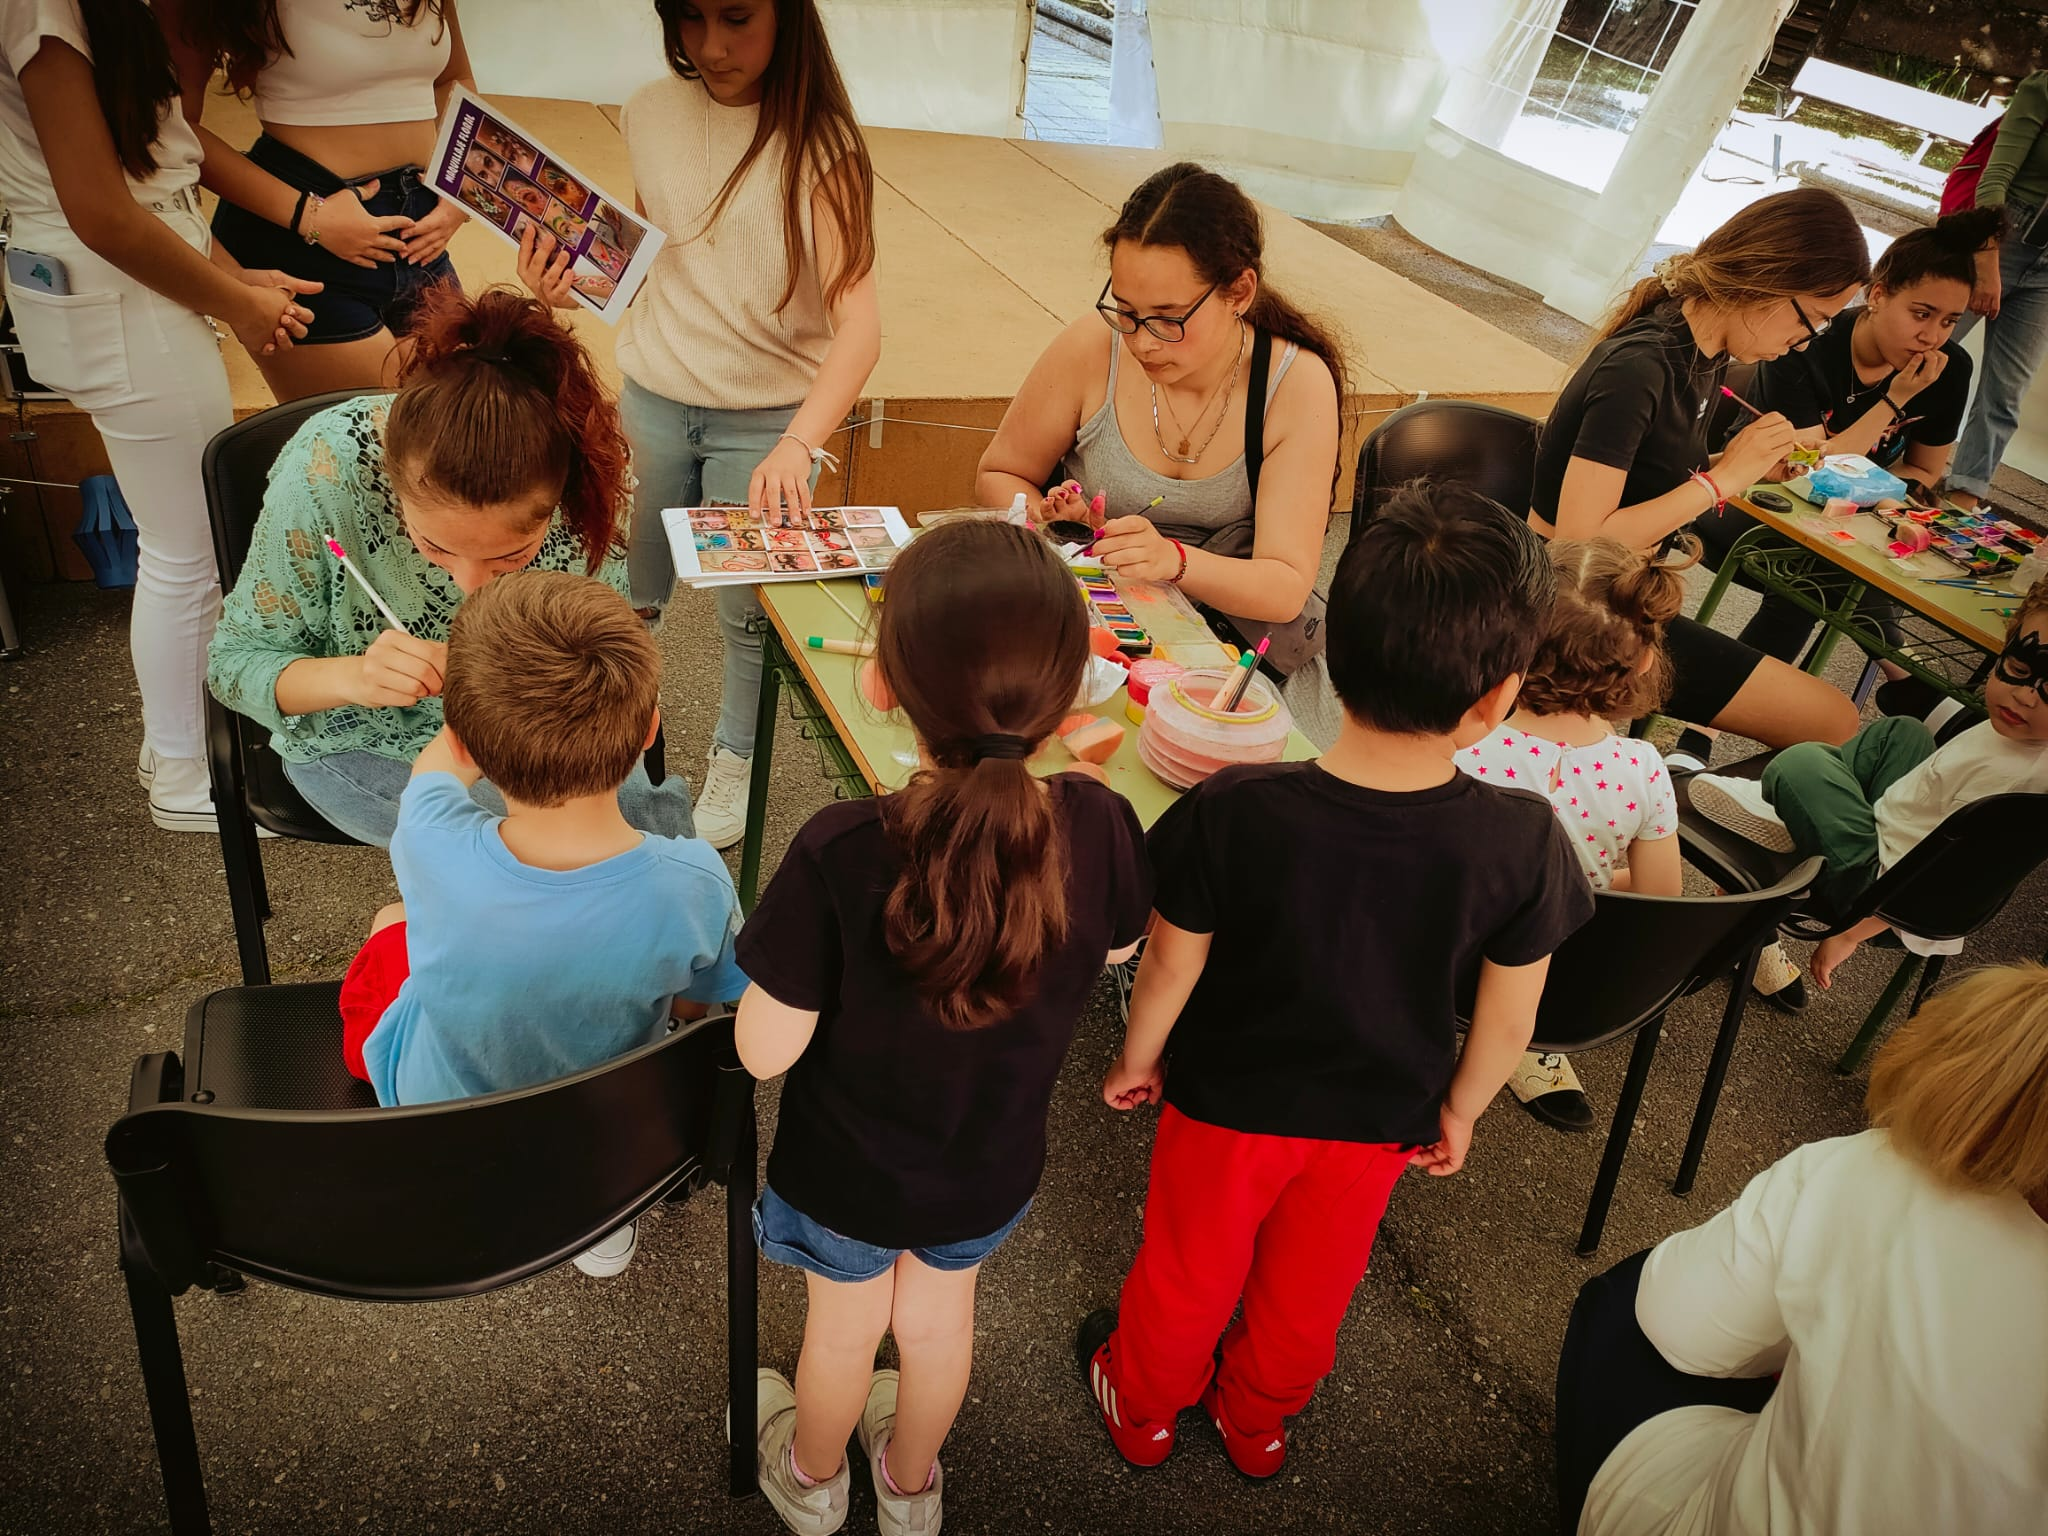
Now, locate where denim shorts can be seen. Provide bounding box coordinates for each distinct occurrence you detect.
[210,134,460,344]
[752,1184,1030,1283]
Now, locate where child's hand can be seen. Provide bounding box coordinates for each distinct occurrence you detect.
[1409,1105,1474,1176]
[1811,932,1861,990]
[1102,1050,1163,1110]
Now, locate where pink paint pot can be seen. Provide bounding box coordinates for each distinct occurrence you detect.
[1136,667,1292,789]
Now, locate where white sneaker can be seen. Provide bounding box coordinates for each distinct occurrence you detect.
[137,741,156,790]
[147,755,217,834]
[1688,773,1795,852]
[571,1221,637,1277]
[751,1368,849,1535]
[694,745,751,851]
[857,1369,942,1536]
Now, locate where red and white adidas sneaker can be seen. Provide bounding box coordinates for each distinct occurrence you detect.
[1199,1378,1287,1479]
[1074,1309,1177,1468]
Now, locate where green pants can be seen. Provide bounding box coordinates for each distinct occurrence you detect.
[1762,716,1937,915]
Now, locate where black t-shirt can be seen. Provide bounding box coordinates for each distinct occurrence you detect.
[1532,301,1723,526]
[1146,762,1593,1146]
[738,774,1151,1248]
[1750,307,1972,470]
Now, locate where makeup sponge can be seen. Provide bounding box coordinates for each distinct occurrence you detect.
[1058,713,1126,765]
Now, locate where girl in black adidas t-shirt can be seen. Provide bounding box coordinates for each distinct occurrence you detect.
[1531,188,1869,754]
[731,520,1150,1533]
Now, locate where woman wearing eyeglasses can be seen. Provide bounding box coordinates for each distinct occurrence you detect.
[976,163,1346,735]
[1532,189,1868,756]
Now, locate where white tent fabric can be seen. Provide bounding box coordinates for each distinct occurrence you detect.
[1397,0,1796,324]
[467,0,1031,138]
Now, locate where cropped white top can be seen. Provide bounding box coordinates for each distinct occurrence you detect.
[250,0,451,128]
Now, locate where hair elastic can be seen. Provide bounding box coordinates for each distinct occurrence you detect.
[968,734,1033,762]
[472,348,511,366]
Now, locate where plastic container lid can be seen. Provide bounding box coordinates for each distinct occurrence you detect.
[1123,658,1186,709]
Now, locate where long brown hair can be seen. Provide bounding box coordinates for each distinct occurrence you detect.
[183,0,446,95]
[77,0,180,179]
[1103,162,1349,409]
[1517,537,1695,720]
[1593,187,1871,346]
[384,287,629,575]
[875,521,1090,1031]
[656,0,876,313]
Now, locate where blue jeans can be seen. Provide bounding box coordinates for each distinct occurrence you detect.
[283,749,695,849]
[1950,201,2048,498]
[210,136,458,345]
[752,1184,1030,1283]
[620,379,815,758]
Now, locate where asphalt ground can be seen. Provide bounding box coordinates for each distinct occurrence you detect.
[5,542,2043,1536]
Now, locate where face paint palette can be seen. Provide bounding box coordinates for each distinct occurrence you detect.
[1079,573,1155,656]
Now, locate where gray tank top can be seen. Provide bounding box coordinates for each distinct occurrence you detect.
[1057,333,1298,545]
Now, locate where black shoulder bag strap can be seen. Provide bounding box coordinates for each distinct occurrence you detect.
[1243,326,1273,504]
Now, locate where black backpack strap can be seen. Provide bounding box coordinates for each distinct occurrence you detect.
[1243,327,1274,504]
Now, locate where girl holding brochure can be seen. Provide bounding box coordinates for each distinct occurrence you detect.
[161,0,476,400]
[518,0,881,851]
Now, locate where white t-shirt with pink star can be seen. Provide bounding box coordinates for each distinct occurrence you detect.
[1456,725,1676,891]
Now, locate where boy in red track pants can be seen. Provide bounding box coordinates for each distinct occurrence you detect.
[1077,483,1593,1479]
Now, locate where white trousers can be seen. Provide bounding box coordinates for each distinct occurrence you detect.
[6,205,235,761]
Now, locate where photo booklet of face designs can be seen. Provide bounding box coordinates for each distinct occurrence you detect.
[429,85,664,322]
[660,505,912,585]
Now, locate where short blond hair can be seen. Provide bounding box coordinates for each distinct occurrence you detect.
[443,570,658,806]
[1866,963,2048,1202]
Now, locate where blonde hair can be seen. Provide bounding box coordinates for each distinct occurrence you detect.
[1866,963,2048,1202]
[1517,537,1697,720]
[442,570,659,806]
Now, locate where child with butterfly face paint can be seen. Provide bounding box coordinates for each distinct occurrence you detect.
[1689,579,2048,988]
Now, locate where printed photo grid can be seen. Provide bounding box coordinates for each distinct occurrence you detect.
[661,506,910,586]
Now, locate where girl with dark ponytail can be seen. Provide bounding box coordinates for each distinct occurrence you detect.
[732,519,1149,1533]
[208,285,694,849]
[0,0,320,833]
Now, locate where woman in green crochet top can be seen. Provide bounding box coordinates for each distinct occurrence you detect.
[208,285,695,846]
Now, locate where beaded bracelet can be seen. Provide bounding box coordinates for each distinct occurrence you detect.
[1166,537,1188,584]
[1690,469,1724,512]
[300,192,327,248]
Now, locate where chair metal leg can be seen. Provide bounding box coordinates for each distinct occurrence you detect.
[121,1239,212,1534]
[1906,952,1946,1017]
[1674,942,1762,1197]
[1578,1015,1665,1257]
[1850,657,1882,711]
[727,1078,759,1499]
[215,805,271,987]
[736,637,784,914]
[1835,953,1924,1076]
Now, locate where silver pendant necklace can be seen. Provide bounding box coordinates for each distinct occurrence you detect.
[1151,320,1246,465]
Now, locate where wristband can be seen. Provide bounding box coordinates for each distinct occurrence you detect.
[1881,395,1908,423]
[1166,537,1188,584]
[776,431,841,472]
[289,189,310,238]
[1690,470,1724,512]
[301,192,326,247]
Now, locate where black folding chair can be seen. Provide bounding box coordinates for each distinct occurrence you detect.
[202,392,665,985]
[1677,756,2048,1077]
[106,990,757,1534]
[1348,399,1540,546]
[1520,858,1822,1255]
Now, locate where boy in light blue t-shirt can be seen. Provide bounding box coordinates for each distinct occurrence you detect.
[338,569,746,1275]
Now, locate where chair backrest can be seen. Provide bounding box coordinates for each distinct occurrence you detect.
[203,389,383,592]
[1349,399,1540,547]
[106,1014,746,1301]
[1530,857,1825,1054]
[1860,792,2048,944]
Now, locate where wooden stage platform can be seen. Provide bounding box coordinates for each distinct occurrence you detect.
[3,94,1562,583]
